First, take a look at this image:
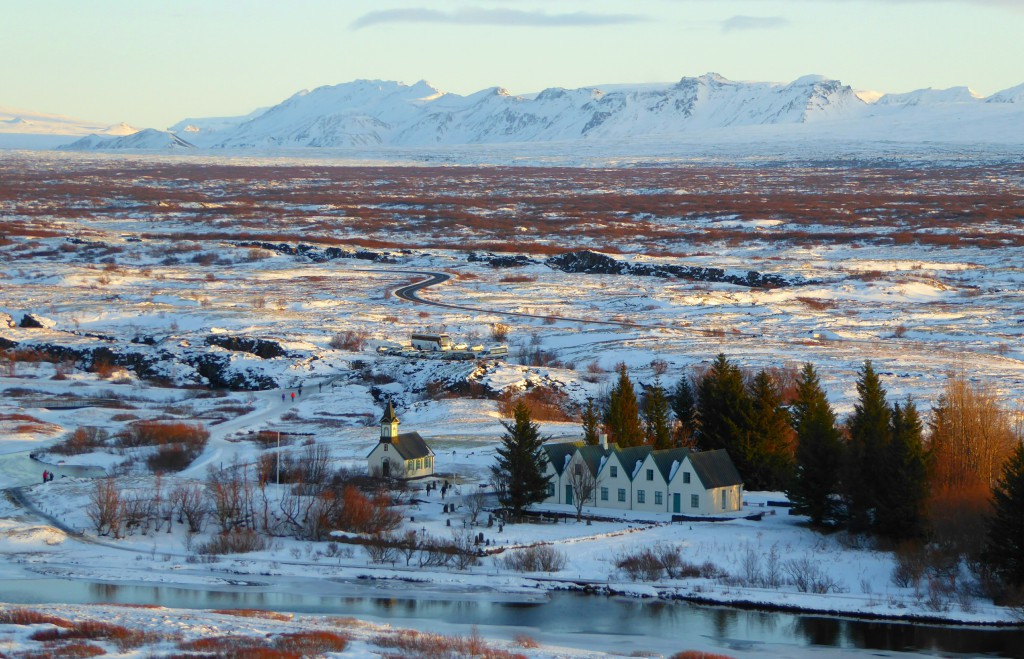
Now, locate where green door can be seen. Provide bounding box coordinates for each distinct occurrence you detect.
[673,493,681,513]
[565,485,573,506]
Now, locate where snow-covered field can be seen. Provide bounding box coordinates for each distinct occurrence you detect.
[2,152,1023,656]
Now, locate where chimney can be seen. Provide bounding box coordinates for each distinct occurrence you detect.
[599,433,608,449]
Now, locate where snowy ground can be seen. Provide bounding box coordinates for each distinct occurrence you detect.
[2,153,1023,655]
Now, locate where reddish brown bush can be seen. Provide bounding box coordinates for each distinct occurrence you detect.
[497,385,574,422]
[116,421,209,472]
[0,608,73,627]
[51,426,110,455]
[336,486,402,534]
[28,619,154,651]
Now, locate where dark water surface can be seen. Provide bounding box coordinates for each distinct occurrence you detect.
[0,578,1021,657]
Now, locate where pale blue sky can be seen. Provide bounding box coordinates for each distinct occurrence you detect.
[2,0,1021,128]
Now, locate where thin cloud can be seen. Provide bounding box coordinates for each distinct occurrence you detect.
[351,8,649,30]
[722,15,790,32]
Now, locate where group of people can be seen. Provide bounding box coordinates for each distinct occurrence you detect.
[41,470,55,483]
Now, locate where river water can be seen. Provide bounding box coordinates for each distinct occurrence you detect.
[0,577,1021,658]
[0,449,107,488]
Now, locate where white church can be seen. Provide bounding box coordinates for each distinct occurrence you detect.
[365,401,435,480]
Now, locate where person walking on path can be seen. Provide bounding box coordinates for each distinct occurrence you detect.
[42,471,48,483]
[281,393,285,402]
[290,392,295,401]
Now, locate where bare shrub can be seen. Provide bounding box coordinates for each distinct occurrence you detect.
[656,543,685,579]
[498,544,567,572]
[513,633,540,649]
[740,544,763,586]
[51,426,109,455]
[615,547,667,581]
[491,322,510,342]
[170,482,207,533]
[785,557,843,593]
[328,330,368,351]
[87,477,123,538]
[891,542,926,588]
[496,385,574,422]
[364,534,399,564]
[450,529,482,570]
[118,420,209,473]
[198,528,268,555]
[462,490,489,526]
[582,359,605,383]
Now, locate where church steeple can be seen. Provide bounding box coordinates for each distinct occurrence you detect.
[380,400,400,441]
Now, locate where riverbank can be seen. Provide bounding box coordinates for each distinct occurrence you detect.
[2,475,1020,631]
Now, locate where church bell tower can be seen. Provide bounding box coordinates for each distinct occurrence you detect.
[380,400,399,442]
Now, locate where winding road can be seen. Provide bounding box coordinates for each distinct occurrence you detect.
[383,268,734,336]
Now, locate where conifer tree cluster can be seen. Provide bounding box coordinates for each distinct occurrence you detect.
[787,360,930,540]
[571,354,1022,559]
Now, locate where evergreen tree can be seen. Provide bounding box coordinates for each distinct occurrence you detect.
[671,375,698,447]
[580,397,601,445]
[845,360,891,533]
[491,402,551,521]
[787,363,845,526]
[695,353,752,455]
[642,375,673,449]
[603,363,645,447]
[875,399,930,541]
[984,440,1024,592]
[746,369,796,491]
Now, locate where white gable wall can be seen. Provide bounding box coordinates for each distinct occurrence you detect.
[596,452,632,511]
[633,454,669,513]
[667,456,743,514]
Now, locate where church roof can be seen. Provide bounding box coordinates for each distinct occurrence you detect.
[388,431,433,460]
[381,400,399,424]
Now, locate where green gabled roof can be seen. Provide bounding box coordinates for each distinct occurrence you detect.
[577,444,614,477]
[615,446,654,480]
[688,449,743,488]
[652,448,691,482]
[542,442,581,476]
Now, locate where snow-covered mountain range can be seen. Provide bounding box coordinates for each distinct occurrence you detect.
[0,105,138,149]
[7,73,1024,152]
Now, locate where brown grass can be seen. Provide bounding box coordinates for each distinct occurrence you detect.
[176,630,348,658]
[19,642,107,658]
[373,628,526,658]
[212,608,294,621]
[28,619,156,651]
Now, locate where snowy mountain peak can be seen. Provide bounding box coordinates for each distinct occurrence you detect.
[878,86,983,106]
[987,82,1024,103]
[59,128,196,151]
[791,74,830,86]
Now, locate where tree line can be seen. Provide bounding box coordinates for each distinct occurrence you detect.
[578,354,1024,599]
